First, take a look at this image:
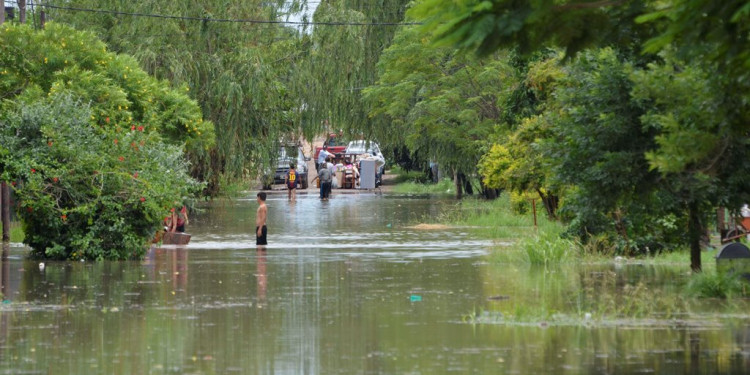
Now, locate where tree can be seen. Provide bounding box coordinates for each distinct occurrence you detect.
[409,0,750,271]
[408,0,652,57]
[363,25,513,197]
[478,50,564,217]
[48,0,305,192]
[0,24,205,260]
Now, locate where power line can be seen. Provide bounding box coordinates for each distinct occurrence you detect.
[31,3,420,27]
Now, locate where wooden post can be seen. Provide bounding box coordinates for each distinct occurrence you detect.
[532,199,538,231]
[1,182,9,242]
[19,0,26,24]
[1,2,5,25]
[40,9,46,29]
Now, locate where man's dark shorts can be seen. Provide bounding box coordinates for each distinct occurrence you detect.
[256,225,267,245]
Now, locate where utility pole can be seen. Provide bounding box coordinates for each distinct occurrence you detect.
[19,0,26,24]
[1,183,9,242]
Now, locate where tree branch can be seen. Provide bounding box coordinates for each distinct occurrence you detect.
[554,0,627,11]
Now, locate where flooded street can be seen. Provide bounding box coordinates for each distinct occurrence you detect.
[2,192,750,374]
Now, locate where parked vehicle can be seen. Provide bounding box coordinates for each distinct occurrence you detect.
[345,140,386,187]
[314,133,347,162]
[263,144,309,190]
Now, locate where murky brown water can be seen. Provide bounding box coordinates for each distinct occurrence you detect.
[1,192,750,374]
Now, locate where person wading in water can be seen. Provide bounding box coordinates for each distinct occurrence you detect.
[256,192,268,250]
[285,163,298,201]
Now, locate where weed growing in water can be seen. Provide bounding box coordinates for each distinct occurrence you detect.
[685,271,746,298]
[517,233,578,265]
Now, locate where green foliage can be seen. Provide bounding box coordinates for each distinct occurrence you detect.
[542,48,681,253]
[511,232,578,265]
[0,23,214,156]
[409,0,651,57]
[685,271,746,299]
[392,178,455,195]
[2,96,200,260]
[49,0,302,191]
[363,24,513,179]
[0,23,205,260]
[632,57,725,174]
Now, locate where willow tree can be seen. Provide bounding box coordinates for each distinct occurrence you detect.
[48,0,310,193]
[294,0,409,141]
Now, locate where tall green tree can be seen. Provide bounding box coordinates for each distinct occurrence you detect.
[297,0,410,142]
[410,0,750,271]
[49,0,308,192]
[363,25,513,197]
[478,50,564,217]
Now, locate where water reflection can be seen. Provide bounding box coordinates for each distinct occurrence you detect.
[257,250,267,304]
[0,195,749,374]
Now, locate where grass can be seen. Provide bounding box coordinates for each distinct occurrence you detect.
[392,178,455,195]
[389,165,431,184]
[419,195,564,240]
[217,176,255,198]
[1,221,24,243]
[407,192,734,274]
[686,271,746,298]
[389,166,455,195]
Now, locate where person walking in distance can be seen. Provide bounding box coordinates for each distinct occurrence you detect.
[285,163,298,201]
[256,192,268,250]
[318,163,333,200]
[317,145,335,172]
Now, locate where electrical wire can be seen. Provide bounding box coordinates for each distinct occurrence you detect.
[17,2,420,27]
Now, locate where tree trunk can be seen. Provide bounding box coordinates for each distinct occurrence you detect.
[19,0,26,24]
[1,182,9,242]
[688,201,702,272]
[716,207,727,240]
[458,172,473,196]
[480,180,500,200]
[454,170,463,200]
[536,188,559,219]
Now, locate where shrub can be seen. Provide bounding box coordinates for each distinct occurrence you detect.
[0,24,211,260]
[2,96,200,260]
[516,232,578,265]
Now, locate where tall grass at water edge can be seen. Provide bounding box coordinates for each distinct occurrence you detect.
[422,194,564,238]
[1,221,25,243]
[392,178,455,195]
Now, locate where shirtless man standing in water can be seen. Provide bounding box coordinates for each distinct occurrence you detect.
[256,192,268,250]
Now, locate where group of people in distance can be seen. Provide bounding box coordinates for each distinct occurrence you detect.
[283,144,360,202]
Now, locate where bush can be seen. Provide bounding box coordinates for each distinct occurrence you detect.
[516,232,578,265]
[3,96,200,260]
[0,24,211,260]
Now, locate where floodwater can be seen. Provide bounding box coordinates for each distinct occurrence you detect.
[1,192,750,374]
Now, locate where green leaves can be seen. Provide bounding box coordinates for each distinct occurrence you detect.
[0,24,206,260]
[3,95,201,260]
[363,25,512,175]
